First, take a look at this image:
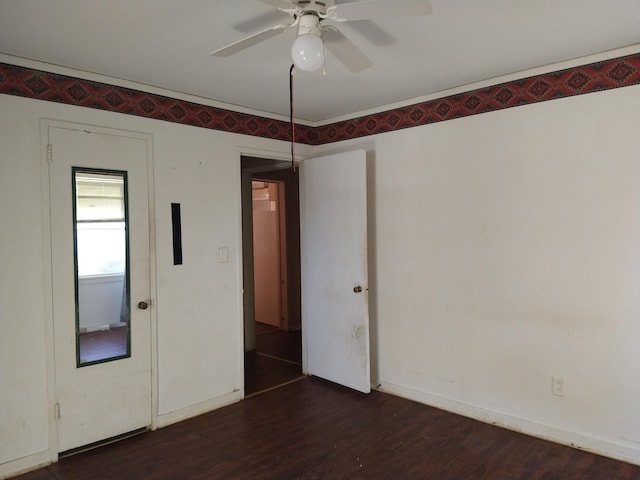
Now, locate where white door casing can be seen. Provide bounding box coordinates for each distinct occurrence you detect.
[301,150,371,393]
[47,124,153,452]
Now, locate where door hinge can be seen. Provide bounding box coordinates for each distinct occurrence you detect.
[54,402,61,420]
[46,144,53,163]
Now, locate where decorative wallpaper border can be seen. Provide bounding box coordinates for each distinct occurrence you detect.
[314,53,640,144]
[0,62,315,143]
[316,54,640,144]
[1,53,639,146]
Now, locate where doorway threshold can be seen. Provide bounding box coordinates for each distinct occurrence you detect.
[59,427,148,459]
[245,374,306,399]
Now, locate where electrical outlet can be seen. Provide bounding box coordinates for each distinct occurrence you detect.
[552,376,565,397]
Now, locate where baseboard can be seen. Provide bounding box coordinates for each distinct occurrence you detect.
[377,380,640,466]
[0,450,52,480]
[154,390,242,429]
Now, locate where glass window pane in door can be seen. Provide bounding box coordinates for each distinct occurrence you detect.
[72,168,130,366]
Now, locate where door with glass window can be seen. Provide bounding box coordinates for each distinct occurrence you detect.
[47,124,152,453]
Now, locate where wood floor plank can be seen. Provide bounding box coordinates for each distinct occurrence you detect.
[13,377,640,479]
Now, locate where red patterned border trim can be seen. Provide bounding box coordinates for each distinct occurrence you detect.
[314,53,640,144]
[1,53,639,146]
[0,62,317,144]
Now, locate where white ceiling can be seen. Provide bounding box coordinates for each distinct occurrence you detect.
[1,0,639,123]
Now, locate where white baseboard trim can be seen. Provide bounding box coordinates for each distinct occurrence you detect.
[154,390,242,429]
[377,380,640,466]
[0,450,52,480]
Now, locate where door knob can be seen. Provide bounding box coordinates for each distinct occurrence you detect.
[137,301,149,310]
[353,286,363,293]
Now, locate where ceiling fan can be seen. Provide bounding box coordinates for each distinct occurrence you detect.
[210,0,433,73]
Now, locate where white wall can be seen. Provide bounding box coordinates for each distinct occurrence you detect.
[316,82,640,463]
[0,69,311,476]
[0,95,51,476]
[78,275,125,331]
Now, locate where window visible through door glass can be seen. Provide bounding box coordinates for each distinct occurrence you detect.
[73,169,130,366]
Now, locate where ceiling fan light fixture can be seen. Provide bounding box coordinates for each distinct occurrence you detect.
[291,13,324,72]
[291,33,324,71]
[212,1,433,74]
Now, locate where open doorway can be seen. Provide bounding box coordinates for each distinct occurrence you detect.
[241,156,303,396]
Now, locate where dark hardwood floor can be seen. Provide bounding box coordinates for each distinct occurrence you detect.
[13,376,640,480]
[244,322,303,396]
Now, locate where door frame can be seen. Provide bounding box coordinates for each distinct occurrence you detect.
[39,119,158,461]
[237,149,306,394]
[240,157,301,342]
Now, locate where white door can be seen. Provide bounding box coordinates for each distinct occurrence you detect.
[301,150,370,393]
[47,124,152,452]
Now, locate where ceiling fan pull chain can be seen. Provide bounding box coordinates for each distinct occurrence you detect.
[289,64,297,172]
[322,40,327,76]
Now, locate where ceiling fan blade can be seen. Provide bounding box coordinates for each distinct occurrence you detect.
[323,28,373,73]
[233,10,291,34]
[331,0,432,22]
[210,24,291,57]
[347,20,396,47]
[259,0,299,12]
